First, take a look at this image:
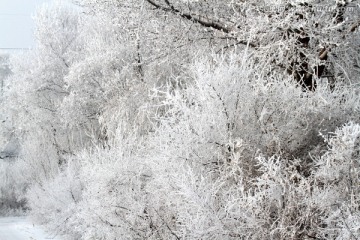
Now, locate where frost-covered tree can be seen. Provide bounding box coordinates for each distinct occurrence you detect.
[60,13,151,143]
[3,0,360,239]
[77,0,360,90]
[0,53,13,157]
[0,3,84,215]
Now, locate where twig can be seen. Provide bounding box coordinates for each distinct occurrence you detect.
[153,208,180,240]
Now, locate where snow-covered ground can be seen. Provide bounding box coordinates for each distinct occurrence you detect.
[0,217,60,240]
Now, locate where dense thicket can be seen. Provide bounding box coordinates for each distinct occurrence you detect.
[1,0,360,239]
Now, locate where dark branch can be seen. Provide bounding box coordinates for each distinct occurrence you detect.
[145,0,231,33]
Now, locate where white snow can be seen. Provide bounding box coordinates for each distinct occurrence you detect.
[0,217,60,240]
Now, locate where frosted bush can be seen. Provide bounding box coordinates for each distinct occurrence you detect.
[0,161,27,216]
[144,122,360,239]
[149,53,360,183]
[141,53,360,239]
[16,50,360,239]
[26,158,83,239]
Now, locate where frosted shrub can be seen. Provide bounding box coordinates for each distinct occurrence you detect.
[146,122,360,239]
[23,50,360,239]
[26,158,83,239]
[150,53,360,181]
[0,161,27,216]
[313,122,360,239]
[76,150,151,239]
[143,53,360,239]
[25,130,156,239]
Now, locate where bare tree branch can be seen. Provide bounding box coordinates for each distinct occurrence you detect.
[145,0,231,33]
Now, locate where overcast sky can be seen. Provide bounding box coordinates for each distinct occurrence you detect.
[0,0,53,50]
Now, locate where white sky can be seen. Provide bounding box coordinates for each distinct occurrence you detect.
[0,0,53,49]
